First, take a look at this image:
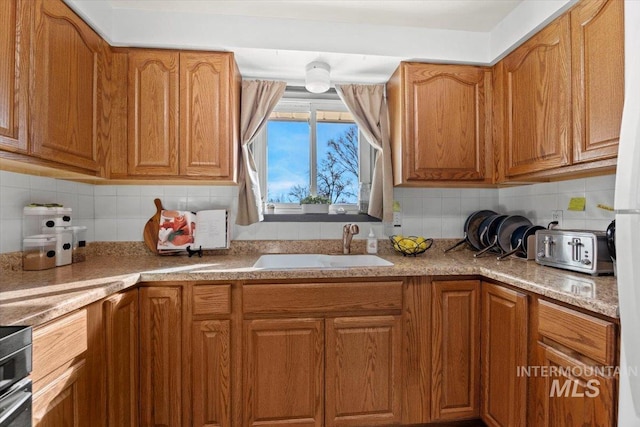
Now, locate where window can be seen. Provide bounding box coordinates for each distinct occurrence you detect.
[254,92,372,213]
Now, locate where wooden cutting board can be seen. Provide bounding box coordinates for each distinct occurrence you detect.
[143,198,164,254]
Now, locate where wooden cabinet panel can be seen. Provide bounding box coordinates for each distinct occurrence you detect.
[401,277,431,424]
[32,359,86,427]
[325,315,401,427]
[104,290,139,427]
[244,318,324,427]
[32,309,88,384]
[481,283,528,427]
[140,286,182,427]
[128,50,179,176]
[538,300,616,365]
[192,284,231,316]
[192,320,231,427]
[387,62,492,184]
[431,280,480,421]
[501,15,571,176]
[179,52,236,179]
[243,281,403,315]
[0,0,28,152]
[29,0,103,172]
[538,343,616,427]
[571,0,624,163]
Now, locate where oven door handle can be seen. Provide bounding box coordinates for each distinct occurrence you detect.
[0,379,32,427]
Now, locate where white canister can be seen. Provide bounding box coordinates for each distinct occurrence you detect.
[45,226,73,266]
[23,206,73,237]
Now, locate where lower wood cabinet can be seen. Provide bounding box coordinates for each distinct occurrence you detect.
[325,315,402,427]
[104,290,139,427]
[481,282,528,427]
[244,318,325,427]
[140,286,183,427]
[533,300,618,426]
[431,280,480,421]
[31,309,89,426]
[192,320,232,427]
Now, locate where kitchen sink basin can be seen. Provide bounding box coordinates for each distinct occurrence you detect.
[252,254,393,270]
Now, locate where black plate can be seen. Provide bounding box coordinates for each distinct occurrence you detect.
[497,215,532,253]
[465,210,498,251]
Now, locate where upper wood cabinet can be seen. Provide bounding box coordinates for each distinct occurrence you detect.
[128,50,180,176]
[387,62,492,185]
[497,15,572,178]
[0,0,28,152]
[28,0,107,173]
[127,49,239,180]
[481,282,528,427]
[571,0,624,164]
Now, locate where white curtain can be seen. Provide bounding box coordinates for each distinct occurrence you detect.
[336,84,393,222]
[236,80,286,225]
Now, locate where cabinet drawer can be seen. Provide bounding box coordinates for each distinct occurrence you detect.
[538,300,616,365]
[193,284,231,316]
[243,281,403,315]
[32,309,88,383]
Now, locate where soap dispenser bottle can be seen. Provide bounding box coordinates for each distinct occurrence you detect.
[366,228,378,254]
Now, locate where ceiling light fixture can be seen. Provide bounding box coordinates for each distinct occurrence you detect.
[305,61,331,93]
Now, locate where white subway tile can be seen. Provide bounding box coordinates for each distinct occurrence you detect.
[563,219,587,230]
[57,192,79,215]
[75,219,95,242]
[187,186,210,197]
[0,171,30,188]
[29,175,56,192]
[162,196,188,211]
[558,178,586,194]
[187,197,211,212]
[585,190,616,220]
[319,222,345,239]
[298,222,321,239]
[94,196,117,219]
[585,219,613,231]
[0,219,22,252]
[442,217,464,238]
[139,185,164,196]
[164,185,189,197]
[29,190,57,204]
[586,174,616,191]
[116,185,141,196]
[116,218,144,241]
[76,182,94,196]
[116,196,142,218]
[277,222,300,240]
[210,186,237,199]
[94,219,117,241]
[423,217,443,238]
[56,179,78,194]
[401,217,424,236]
[422,197,443,217]
[441,188,462,198]
[442,197,462,216]
[93,185,117,196]
[401,197,424,217]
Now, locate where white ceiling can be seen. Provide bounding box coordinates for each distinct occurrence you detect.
[64,0,577,87]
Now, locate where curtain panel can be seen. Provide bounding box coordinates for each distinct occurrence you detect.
[336,84,393,222]
[236,80,286,225]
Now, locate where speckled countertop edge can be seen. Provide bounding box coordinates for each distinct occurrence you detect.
[0,241,619,326]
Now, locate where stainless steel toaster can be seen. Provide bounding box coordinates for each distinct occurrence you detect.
[535,229,614,275]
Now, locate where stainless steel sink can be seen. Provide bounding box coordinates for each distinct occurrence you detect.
[252,254,393,270]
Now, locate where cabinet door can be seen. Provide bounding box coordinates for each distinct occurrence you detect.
[501,15,571,176]
[431,280,480,421]
[192,320,231,427]
[244,318,324,427]
[140,287,182,427]
[128,50,179,176]
[32,360,86,426]
[481,283,528,427]
[180,52,236,179]
[104,290,139,427]
[29,0,103,172]
[325,315,402,427]
[538,344,615,427]
[571,0,623,163]
[404,64,489,181]
[0,0,28,152]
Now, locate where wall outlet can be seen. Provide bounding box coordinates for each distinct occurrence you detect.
[392,211,402,227]
[551,210,563,227]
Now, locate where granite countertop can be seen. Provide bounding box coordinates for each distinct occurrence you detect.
[0,243,619,326]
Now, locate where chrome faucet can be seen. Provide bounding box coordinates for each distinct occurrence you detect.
[342,224,360,254]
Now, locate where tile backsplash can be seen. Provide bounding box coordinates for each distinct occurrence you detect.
[0,170,616,253]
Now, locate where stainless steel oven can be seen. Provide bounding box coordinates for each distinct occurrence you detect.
[0,326,32,427]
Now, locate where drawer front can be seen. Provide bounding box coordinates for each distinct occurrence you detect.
[32,309,88,383]
[193,284,231,316]
[538,300,615,365]
[244,281,403,315]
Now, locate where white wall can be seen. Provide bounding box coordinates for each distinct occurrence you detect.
[0,170,616,254]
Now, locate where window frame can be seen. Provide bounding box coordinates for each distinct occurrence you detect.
[253,93,373,214]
